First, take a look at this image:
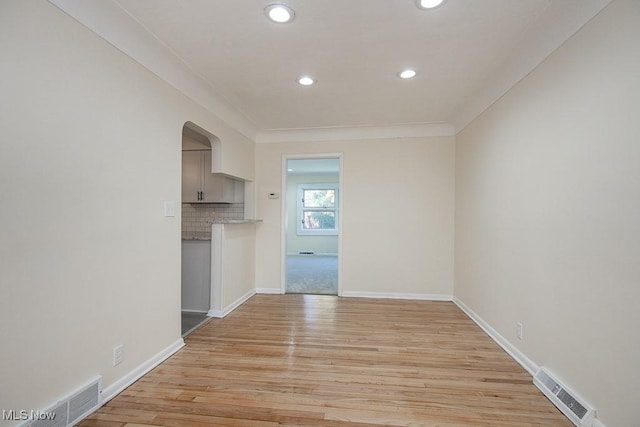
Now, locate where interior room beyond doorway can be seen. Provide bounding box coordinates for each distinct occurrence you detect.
[285,158,340,295]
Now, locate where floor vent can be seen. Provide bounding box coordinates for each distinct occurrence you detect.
[27,377,102,427]
[534,368,595,427]
[299,251,314,255]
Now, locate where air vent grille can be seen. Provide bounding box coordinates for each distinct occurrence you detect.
[68,381,100,425]
[533,368,595,427]
[23,377,101,427]
[557,388,588,419]
[30,402,66,427]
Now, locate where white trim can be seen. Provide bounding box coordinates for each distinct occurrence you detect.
[296,183,339,236]
[208,289,256,318]
[341,291,452,301]
[450,1,611,133]
[207,309,223,318]
[452,296,538,376]
[281,157,288,295]
[48,1,610,141]
[592,418,607,427]
[336,155,344,296]
[18,376,103,427]
[282,154,343,296]
[256,287,284,294]
[210,223,224,316]
[225,289,255,317]
[101,338,185,403]
[257,123,455,143]
[47,0,257,140]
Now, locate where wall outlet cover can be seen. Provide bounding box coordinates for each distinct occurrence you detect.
[113,344,124,366]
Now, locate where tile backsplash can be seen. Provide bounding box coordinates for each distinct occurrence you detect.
[182,203,244,235]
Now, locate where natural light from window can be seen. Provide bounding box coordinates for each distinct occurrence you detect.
[297,184,339,235]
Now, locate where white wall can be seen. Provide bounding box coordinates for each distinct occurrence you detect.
[286,173,339,255]
[220,224,256,310]
[454,1,640,426]
[255,138,455,297]
[0,0,253,420]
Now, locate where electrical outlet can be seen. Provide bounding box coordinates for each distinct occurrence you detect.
[113,344,124,366]
[516,322,523,340]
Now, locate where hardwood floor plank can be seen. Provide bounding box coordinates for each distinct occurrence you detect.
[79,295,571,426]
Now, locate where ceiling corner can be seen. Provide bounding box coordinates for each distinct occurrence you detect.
[47,0,258,141]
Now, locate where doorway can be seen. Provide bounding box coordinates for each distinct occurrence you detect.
[180,124,213,336]
[284,156,341,295]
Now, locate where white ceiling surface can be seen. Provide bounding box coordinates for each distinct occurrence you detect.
[50,0,611,141]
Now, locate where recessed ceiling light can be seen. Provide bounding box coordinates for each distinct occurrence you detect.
[398,69,417,79]
[298,76,315,86]
[416,0,446,10]
[265,4,295,23]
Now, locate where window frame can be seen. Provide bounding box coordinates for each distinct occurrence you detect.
[296,183,339,236]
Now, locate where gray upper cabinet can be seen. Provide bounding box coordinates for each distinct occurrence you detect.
[182,150,243,203]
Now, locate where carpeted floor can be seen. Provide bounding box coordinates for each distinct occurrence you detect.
[286,255,338,295]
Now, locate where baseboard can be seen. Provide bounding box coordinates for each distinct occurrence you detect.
[341,291,452,301]
[181,309,208,314]
[223,289,256,317]
[255,287,283,294]
[208,289,256,318]
[452,296,538,376]
[101,338,185,403]
[592,418,607,427]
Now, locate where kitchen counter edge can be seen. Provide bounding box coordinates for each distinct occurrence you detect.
[182,220,262,241]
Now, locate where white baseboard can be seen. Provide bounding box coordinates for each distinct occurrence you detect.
[223,289,256,317]
[208,289,256,318]
[102,338,185,403]
[592,418,607,427]
[341,291,452,301]
[452,296,538,376]
[181,309,208,314]
[255,287,283,294]
[207,309,223,318]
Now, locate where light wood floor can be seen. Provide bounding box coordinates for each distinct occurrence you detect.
[79,295,571,426]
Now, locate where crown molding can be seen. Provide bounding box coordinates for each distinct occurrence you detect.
[451,0,612,133]
[256,123,455,144]
[48,0,258,141]
[48,0,611,142]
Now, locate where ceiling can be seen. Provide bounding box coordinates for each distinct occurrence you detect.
[50,0,611,141]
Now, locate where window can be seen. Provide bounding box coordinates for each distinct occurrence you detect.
[297,183,339,235]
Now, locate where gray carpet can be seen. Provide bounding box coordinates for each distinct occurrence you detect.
[286,255,338,295]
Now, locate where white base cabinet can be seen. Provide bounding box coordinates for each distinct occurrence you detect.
[181,240,211,312]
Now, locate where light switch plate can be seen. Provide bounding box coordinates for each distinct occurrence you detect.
[164,201,176,217]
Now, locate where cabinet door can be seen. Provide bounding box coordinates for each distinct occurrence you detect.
[204,174,236,203]
[182,150,203,203]
[183,150,239,203]
[202,151,235,203]
[181,240,211,312]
